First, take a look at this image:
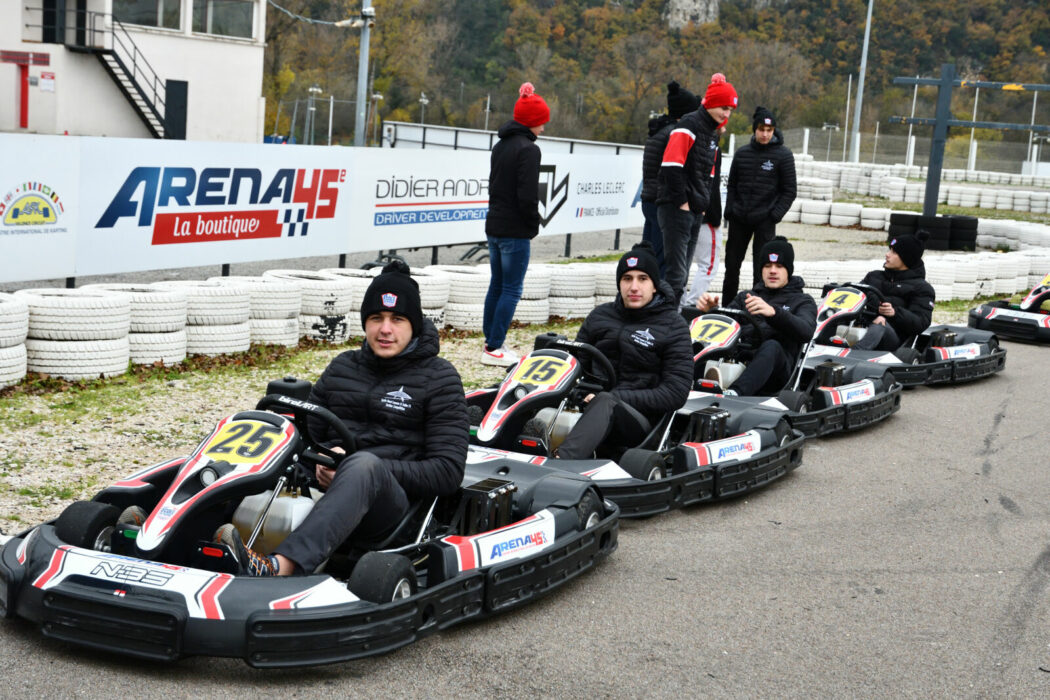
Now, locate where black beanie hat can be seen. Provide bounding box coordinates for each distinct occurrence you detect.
[758,236,794,276]
[616,241,661,286]
[667,81,700,120]
[752,106,776,131]
[359,260,423,336]
[889,229,929,269]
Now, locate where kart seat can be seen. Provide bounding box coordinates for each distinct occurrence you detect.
[703,361,745,390]
[835,324,868,346]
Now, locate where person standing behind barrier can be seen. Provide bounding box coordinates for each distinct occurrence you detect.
[641,81,701,273]
[482,82,550,368]
[656,73,737,306]
[683,127,725,307]
[722,106,797,301]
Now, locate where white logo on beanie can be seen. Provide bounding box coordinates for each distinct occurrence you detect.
[769,253,779,262]
[382,292,398,307]
[763,118,772,125]
[627,257,638,267]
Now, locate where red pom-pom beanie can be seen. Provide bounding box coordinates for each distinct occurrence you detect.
[701,73,739,110]
[513,82,550,128]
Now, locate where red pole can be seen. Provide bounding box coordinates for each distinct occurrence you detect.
[18,63,28,128]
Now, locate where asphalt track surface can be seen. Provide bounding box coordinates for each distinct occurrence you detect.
[0,339,1047,696]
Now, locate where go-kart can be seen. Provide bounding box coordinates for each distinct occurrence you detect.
[969,272,1050,343]
[809,283,1006,386]
[0,391,617,667]
[465,334,805,518]
[688,292,902,437]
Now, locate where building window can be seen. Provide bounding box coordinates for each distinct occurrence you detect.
[113,0,181,30]
[193,0,254,38]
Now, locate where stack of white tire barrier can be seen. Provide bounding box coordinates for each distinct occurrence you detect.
[15,288,130,379]
[209,276,301,348]
[412,268,451,326]
[828,202,863,228]
[859,207,890,231]
[592,262,620,304]
[0,293,28,388]
[318,267,379,339]
[84,284,188,365]
[796,177,834,201]
[799,199,831,225]
[515,265,552,324]
[263,270,355,343]
[548,263,597,319]
[153,281,250,356]
[782,198,802,223]
[429,265,488,332]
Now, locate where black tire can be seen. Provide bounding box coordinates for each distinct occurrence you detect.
[777,389,811,414]
[576,489,603,530]
[987,337,999,352]
[773,418,793,447]
[54,501,120,550]
[894,346,921,365]
[348,552,418,603]
[887,223,916,238]
[889,212,919,226]
[617,448,666,481]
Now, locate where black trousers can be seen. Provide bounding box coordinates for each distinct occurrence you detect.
[732,339,794,396]
[657,203,697,305]
[557,392,651,459]
[853,322,901,351]
[723,217,777,301]
[275,451,409,573]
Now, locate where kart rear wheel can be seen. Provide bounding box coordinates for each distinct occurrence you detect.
[774,419,793,447]
[777,390,811,414]
[894,346,921,365]
[618,448,666,482]
[576,489,603,530]
[55,500,120,550]
[348,552,418,603]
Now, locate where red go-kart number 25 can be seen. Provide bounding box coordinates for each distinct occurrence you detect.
[202,420,285,464]
[511,356,573,387]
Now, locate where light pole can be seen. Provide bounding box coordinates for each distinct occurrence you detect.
[369,92,383,145]
[419,92,429,124]
[849,0,873,162]
[307,84,321,145]
[822,122,840,162]
[336,2,376,147]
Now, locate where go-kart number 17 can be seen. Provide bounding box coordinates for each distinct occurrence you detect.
[512,357,571,386]
[204,421,284,463]
[691,320,734,344]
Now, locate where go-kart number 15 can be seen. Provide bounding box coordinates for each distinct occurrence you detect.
[511,357,572,386]
[203,420,284,463]
[691,319,735,344]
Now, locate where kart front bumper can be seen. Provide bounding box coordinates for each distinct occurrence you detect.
[788,383,902,437]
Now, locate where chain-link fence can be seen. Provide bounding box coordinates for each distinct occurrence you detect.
[267,97,364,145]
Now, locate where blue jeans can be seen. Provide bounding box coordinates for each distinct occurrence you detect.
[483,236,531,350]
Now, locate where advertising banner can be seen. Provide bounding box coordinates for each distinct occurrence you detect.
[0,134,79,282]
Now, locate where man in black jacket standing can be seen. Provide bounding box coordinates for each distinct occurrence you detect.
[215,261,469,576]
[722,107,797,301]
[854,230,936,350]
[482,82,550,368]
[656,73,738,305]
[696,237,815,396]
[556,243,693,459]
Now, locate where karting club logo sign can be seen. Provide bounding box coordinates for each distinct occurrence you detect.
[769,253,779,262]
[95,166,346,245]
[626,256,639,268]
[381,292,398,308]
[1,182,65,229]
[538,164,569,226]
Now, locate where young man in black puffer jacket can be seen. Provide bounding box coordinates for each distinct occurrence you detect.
[696,237,816,396]
[854,230,936,350]
[556,243,693,459]
[215,261,468,576]
[723,106,798,301]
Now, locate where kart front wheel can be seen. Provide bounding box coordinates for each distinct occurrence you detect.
[894,346,921,365]
[576,489,603,530]
[349,552,418,603]
[55,500,120,550]
[777,390,811,414]
[618,448,666,482]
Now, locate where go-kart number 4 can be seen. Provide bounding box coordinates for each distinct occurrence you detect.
[511,356,572,386]
[691,318,736,344]
[203,420,284,463]
[825,290,862,311]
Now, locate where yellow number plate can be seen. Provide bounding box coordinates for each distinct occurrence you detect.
[690,318,736,344]
[201,420,284,464]
[825,290,862,310]
[511,356,573,387]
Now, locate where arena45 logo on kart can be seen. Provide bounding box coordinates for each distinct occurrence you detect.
[95,166,346,245]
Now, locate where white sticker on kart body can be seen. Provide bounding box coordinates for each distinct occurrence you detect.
[811,344,852,359]
[466,445,548,465]
[821,379,876,405]
[684,430,763,466]
[441,510,557,571]
[580,462,632,481]
[933,343,980,360]
[268,578,358,610]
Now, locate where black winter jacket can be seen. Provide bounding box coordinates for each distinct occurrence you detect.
[306,319,468,499]
[725,129,797,225]
[655,108,720,215]
[640,115,676,203]
[726,276,817,358]
[575,279,693,422]
[486,120,542,240]
[702,147,723,228]
[859,264,936,340]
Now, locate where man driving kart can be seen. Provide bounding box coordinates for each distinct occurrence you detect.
[215,261,469,576]
[694,236,816,396]
[555,242,693,459]
[851,230,935,351]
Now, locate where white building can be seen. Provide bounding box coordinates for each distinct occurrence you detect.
[1,0,266,141]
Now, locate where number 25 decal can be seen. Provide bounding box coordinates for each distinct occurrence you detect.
[204,421,284,462]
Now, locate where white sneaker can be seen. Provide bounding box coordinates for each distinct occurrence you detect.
[481,346,520,367]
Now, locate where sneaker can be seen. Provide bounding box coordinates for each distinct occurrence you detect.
[723,389,738,396]
[481,346,520,367]
[213,523,278,576]
[117,505,148,526]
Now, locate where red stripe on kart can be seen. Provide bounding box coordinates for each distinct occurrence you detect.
[32,545,70,589]
[529,456,547,465]
[934,347,950,360]
[682,442,710,466]
[442,536,478,571]
[196,574,233,620]
[270,587,313,610]
[16,528,37,565]
[820,387,842,406]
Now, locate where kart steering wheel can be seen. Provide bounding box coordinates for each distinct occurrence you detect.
[544,337,617,392]
[711,305,763,345]
[256,394,358,467]
[851,283,885,318]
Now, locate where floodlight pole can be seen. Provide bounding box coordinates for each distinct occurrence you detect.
[849,0,873,162]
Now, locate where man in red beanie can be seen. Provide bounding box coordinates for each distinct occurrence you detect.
[482,82,550,367]
[656,72,737,306]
